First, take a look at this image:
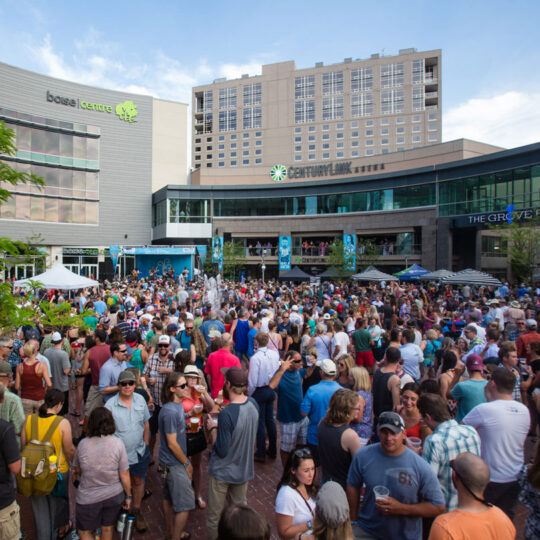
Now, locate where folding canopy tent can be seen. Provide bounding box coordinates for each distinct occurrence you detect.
[440,268,502,287]
[13,264,99,290]
[278,266,313,281]
[418,269,455,281]
[394,264,430,280]
[352,265,397,282]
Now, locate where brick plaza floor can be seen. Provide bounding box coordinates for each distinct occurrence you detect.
[18,393,534,540]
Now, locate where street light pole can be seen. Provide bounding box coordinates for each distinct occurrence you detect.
[261,248,267,283]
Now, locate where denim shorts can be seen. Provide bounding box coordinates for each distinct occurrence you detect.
[129,445,150,479]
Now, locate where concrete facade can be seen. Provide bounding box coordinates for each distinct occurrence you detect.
[192,48,442,172]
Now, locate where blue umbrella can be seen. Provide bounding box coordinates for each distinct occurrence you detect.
[395,264,430,280]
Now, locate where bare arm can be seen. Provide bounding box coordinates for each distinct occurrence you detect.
[389,374,401,412]
[165,432,193,479]
[81,349,90,375]
[190,344,196,364]
[269,359,292,390]
[276,513,311,540]
[375,496,445,518]
[41,363,52,389]
[341,428,363,455]
[8,459,21,475]
[346,484,361,519]
[60,418,76,462]
[14,365,21,392]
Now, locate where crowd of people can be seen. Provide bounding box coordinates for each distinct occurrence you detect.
[0,274,539,540]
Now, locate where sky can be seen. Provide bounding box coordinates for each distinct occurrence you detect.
[1,0,540,150]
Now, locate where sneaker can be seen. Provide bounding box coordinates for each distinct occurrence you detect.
[134,510,148,533]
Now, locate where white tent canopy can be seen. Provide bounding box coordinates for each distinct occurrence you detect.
[352,265,397,282]
[418,269,455,281]
[440,268,502,287]
[14,264,99,290]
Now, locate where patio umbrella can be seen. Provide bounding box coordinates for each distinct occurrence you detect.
[352,265,397,282]
[278,266,313,281]
[440,268,502,287]
[419,269,455,281]
[395,264,430,280]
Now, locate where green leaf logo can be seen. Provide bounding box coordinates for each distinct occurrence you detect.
[115,100,138,123]
[270,164,287,182]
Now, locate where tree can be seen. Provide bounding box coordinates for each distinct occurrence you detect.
[0,120,44,204]
[222,241,247,280]
[326,237,379,276]
[495,217,540,283]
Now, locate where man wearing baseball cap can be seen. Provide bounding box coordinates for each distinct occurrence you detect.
[300,359,341,465]
[205,367,259,540]
[446,354,488,422]
[347,411,445,539]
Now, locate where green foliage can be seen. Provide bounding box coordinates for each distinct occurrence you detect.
[325,237,379,276]
[0,120,44,204]
[222,241,247,280]
[38,301,92,334]
[0,282,37,331]
[504,217,540,283]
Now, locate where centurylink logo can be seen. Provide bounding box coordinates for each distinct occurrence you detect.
[115,100,138,123]
[270,164,287,182]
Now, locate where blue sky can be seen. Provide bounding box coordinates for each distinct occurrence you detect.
[1,0,540,148]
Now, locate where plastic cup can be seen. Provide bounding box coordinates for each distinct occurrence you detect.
[194,384,204,398]
[373,485,389,501]
[189,417,200,433]
[193,404,204,418]
[407,437,422,451]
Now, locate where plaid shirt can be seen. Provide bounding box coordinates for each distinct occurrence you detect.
[422,419,481,511]
[142,353,175,407]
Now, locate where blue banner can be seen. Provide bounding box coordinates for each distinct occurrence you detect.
[279,236,292,271]
[343,234,356,271]
[212,236,224,271]
[109,245,121,273]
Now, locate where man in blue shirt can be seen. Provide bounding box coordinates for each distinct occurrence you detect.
[200,312,226,346]
[347,412,445,540]
[106,369,150,532]
[247,317,262,358]
[98,342,129,403]
[269,350,309,467]
[300,359,340,465]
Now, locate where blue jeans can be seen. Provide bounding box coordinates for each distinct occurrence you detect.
[252,386,277,459]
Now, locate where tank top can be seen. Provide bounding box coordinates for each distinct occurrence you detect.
[234,319,250,352]
[131,348,144,374]
[317,422,351,488]
[288,339,301,353]
[25,414,68,473]
[399,407,421,438]
[372,370,394,419]
[20,362,45,401]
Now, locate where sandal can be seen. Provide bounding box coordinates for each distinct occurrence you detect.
[196,496,206,509]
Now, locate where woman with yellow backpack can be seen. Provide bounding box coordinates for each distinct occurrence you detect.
[20,389,75,540]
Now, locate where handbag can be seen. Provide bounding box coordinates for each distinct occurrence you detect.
[186,429,207,456]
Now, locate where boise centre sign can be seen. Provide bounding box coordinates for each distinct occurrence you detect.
[46,91,138,123]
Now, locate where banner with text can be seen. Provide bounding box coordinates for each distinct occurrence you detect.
[212,236,224,271]
[279,236,292,271]
[343,234,356,272]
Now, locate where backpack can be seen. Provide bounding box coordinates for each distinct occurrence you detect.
[16,414,63,497]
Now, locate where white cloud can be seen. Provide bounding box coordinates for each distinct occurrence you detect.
[444,91,540,149]
[26,33,270,105]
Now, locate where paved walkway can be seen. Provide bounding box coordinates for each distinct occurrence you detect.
[18,393,534,539]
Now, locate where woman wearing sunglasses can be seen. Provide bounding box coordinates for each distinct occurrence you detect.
[275,447,318,540]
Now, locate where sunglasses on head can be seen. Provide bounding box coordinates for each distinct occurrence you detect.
[119,381,135,387]
[293,448,313,459]
[377,414,403,429]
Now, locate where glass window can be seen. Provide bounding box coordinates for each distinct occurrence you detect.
[336,142,344,148]
[336,133,344,139]
[351,141,359,147]
[255,158,262,164]
[255,149,262,155]
[428,123,438,131]
[381,62,404,88]
[351,150,359,157]
[366,130,373,136]
[219,144,225,149]
[413,86,424,112]
[322,152,330,159]
[397,137,405,143]
[308,154,315,160]
[309,135,315,141]
[243,83,261,106]
[351,121,359,128]
[366,140,374,146]
[295,146,302,151]
[255,131,262,137]
[295,155,302,161]
[322,134,330,140]
[381,128,389,135]
[382,148,389,154]
[218,153,225,158]
[231,160,237,166]
[255,140,262,146]
[413,135,421,143]
[218,162,225,167]
[322,71,344,95]
[231,142,237,148]
[412,59,425,84]
[351,93,373,117]
[308,126,316,132]
[351,131,359,137]
[295,100,315,123]
[381,138,389,145]
[337,151,344,157]
[412,115,421,122]
[230,134,237,140]
[230,151,237,157]
[243,132,250,138]
[243,150,249,156]
[412,125,421,132]
[218,110,236,132]
[323,124,330,131]
[295,136,302,142]
[322,143,329,149]
[309,144,315,150]
[295,127,302,133]
[429,113,437,121]
[366,149,374,156]
[44,198,58,222]
[336,123,344,130]
[351,68,373,92]
[366,120,374,127]
[397,117,405,124]
[295,75,315,99]
[243,141,249,147]
[428,134,437,142]
[396,126,405,134]
[219,87,237,109]
[381,89,404,114]
[218,136,225,141]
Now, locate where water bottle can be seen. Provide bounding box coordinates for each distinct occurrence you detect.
[49,455,58,473]
[116,510,128,533]
[122,515,135,540]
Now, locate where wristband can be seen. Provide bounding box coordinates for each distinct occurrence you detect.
[125,495,132,499]
[183,460,191,468]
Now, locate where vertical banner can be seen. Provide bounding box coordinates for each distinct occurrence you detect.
[109,245,121,273]
[279,236,292,271]
[212,236,224,271]
[343,234,356,272]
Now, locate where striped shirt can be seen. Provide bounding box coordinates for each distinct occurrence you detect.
[422,419,481,511]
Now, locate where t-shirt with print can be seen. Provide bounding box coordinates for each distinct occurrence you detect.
[347,443,444,540]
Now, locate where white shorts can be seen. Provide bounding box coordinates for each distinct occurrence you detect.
[279,417,308,452]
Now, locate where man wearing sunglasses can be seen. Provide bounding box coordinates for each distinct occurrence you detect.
[106,369,151,532]
[428,453,515,540]
[99,341,130,403]
[347,411,445,540]
[0,337,13,364]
